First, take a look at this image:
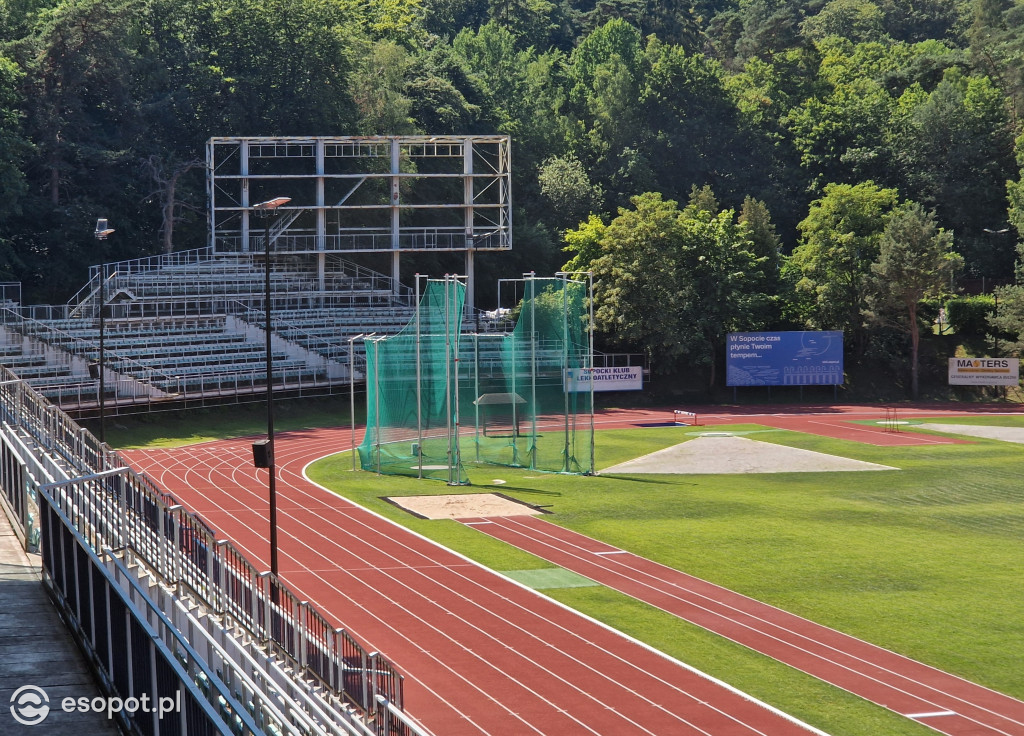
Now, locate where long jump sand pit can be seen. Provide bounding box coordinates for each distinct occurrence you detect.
[917,423,1024,444]
[387,493,544,519]
[602,434,897,475]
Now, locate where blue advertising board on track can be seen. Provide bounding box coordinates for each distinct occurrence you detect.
[726,331,844,386]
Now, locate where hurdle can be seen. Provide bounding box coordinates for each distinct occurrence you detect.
[883,406,901,433]
[671,410,699,426]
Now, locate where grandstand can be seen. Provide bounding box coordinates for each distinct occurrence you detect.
[0,248,418,414]
[0,134,519,416]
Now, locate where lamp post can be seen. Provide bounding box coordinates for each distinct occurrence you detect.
[983,227,1011,358]
[250,197,290,581]
[93,219,114,443]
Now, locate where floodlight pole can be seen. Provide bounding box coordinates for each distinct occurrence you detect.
[93,221,114,444]
[253,196,290,584]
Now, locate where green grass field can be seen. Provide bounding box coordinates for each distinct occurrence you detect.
[306,420,1024,736]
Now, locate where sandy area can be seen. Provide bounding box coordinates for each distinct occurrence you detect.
[388,493,543,519]
[917,423,1024,444]
[601,435,896,475]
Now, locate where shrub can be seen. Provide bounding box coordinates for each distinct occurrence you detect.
[945,296,995,339]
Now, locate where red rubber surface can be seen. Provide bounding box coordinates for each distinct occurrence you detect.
[463,515,1024,736]
[122,403,1024,735]
[124,429,820,735]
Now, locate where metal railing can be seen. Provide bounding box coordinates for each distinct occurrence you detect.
[0,368,424,735]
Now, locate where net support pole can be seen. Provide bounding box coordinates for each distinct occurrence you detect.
[510,293,520,468]
[373,339,381,475]
[473,332,480,463]
[349,333,363,472]
[588,271,595,474]
[528,273,538,470]
[444,276,454,484]
[451,275,463,484]
[562,274,571,473]
[559,269,597,474]
[415,275,423,479]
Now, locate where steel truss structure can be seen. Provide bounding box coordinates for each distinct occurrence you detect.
[206,136,512,310]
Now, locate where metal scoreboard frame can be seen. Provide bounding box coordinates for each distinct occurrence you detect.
[206,135,512,310]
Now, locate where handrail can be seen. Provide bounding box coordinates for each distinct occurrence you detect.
[0,366,415,734]
[2,307,179,383]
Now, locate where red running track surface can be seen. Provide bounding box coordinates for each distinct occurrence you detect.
[123,428,824,736]
[122,403,1023,734]
[591,404,1020,446]
[462,515,1024,736]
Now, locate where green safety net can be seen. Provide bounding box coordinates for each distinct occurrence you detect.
[460,276,594,474]
[358,277,468,483]
[359,275,594,483]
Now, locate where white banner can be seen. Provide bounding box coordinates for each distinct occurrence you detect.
[567,366,643,392]
[948,357,1020,386]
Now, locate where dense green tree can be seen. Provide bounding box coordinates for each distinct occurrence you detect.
[801,0,887,44]
[422,0,489,38]
[705,0,805,70]
[988,284,1024,356]
[887,68,1015,274]
[560,213,606,272]
[352,41,416,134]
[879,0,962,44]
[587,191,768,382]
[486,0,571,49]
[151,0,362,138]
[1008,132,1024,282]
[538,154,605,231]
[866,202,962,396]
[787,181,899,347]
[405,45,486,134]
[0,54,27,221]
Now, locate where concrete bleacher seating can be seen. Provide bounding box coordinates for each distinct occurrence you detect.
[1,248,419,411]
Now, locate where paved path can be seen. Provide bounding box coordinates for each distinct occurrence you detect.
[0,506,118,736]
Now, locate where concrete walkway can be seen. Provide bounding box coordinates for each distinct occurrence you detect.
[0,507,119,735]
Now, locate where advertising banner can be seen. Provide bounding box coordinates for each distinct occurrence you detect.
[726,331,844,386]
[948,358,1020,386]
[567,366,643,392]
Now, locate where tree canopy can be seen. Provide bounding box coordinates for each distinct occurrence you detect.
[0,0,1021,391]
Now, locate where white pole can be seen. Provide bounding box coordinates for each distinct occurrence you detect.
[452,275,463,483]
[529,273,538,470]
[588,271,595,474]
[373,339,381,475]
[562,274,570,472]
[473,332,480,463]
[415,275,423,479]
[444,277,453,484]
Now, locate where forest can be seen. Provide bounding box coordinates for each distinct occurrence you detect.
[2,0,1024,396]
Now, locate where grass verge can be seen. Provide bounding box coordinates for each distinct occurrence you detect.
[307,421,1024,736]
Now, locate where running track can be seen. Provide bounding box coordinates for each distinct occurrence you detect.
[124,429,822,736]
[463,515,1024,736]
[123,404,1024,735]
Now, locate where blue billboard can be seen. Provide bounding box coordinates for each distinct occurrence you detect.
[726,331,844,386]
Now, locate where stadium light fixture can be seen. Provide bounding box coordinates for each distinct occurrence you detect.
[251,196,290,585]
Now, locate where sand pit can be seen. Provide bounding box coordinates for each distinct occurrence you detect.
[601,435,897,475]
[917,423,1024,444]
[387,493,543,519]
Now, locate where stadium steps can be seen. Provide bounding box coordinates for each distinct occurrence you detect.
[0,507,119,735]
